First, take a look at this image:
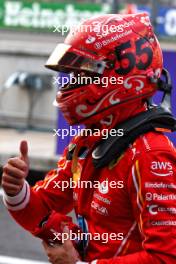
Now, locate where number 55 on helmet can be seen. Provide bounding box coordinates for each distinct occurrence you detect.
[45,13,163,126]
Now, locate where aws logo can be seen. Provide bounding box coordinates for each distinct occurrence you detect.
[151,161,173,177]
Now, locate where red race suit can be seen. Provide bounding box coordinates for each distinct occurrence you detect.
[3,131,176,263]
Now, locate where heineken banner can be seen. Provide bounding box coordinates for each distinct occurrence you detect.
[0,0,110,32]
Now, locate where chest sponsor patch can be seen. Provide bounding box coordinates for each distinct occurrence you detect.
[150,161,173,177]
[147,204,176,215]
[146,192,176,201]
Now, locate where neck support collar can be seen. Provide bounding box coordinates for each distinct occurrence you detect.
[92,69,176,169]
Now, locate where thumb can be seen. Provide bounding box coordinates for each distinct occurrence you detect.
[20,140,29,163]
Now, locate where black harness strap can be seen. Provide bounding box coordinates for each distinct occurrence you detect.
[92,107,176,169]
[92,68,176,169]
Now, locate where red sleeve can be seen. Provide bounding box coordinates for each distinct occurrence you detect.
[96,149,176,264]
[4,148,74,233]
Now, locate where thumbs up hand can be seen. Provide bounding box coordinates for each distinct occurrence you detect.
[2,141,29,196]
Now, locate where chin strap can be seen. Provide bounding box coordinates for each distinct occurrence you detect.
[149,68,173,112]
[92,68,176,169]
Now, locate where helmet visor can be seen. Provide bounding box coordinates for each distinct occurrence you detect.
[45,43,106,74]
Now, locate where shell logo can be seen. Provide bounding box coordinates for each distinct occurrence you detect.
[57,158,66,169]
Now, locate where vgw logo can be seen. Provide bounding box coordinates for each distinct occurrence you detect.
[151,161,173,177]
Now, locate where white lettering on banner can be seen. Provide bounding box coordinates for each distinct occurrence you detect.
[146,192,176,201]
[165,9,176,36]
[145,182,176,189]
[150,161,173,177]
[4,1,110,29]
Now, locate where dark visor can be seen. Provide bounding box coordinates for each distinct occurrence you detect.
[45,43,106,74]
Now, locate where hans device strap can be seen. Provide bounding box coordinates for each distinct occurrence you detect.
[92,69,176,169]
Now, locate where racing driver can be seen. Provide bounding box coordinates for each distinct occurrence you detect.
[2,13,176,264]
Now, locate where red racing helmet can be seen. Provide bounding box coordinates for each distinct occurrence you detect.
[45,13,163,126]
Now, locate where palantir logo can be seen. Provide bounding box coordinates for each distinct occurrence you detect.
[150,161,173,177]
